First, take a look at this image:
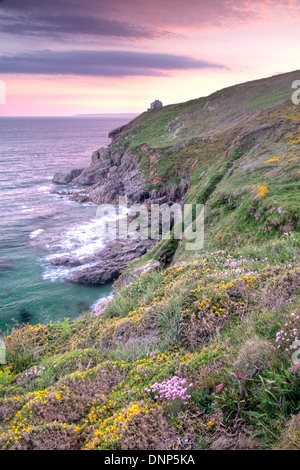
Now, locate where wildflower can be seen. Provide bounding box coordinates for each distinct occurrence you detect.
[275,314,300,352]
[215,383,224,393]
[145,376,193,403]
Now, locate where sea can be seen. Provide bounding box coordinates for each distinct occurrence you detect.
[0,115,136,332]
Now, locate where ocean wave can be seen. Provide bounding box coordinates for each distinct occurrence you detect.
[54,208,128,257]
[42,264,73,282]
[21,206,34,213]
[29,228,44,239]
[39,207,128,280]
[40,218,109,281]
[37,185,51,192]
[58,218,107,257]
[41,258,101,282]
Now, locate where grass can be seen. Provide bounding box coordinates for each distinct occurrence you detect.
[1,247,299,449]
[248,86,293,109]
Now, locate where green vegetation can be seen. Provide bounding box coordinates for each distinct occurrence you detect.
[1,70,299,450]
[1,249,299,449]
[249,86,293,109]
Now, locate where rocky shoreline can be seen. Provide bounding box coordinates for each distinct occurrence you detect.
[51,125,170,286]
[52,144,149,205]
[50,237,156,285]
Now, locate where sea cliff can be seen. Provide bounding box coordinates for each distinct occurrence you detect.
[52,69,300,286]
[1,71,299,450]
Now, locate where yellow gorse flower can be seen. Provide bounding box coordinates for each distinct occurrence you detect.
[251,184,269,198]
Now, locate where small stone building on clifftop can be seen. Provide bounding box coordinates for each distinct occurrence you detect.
[148,100,163,111]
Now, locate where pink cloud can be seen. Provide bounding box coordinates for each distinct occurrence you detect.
[2,1,300,40]
[99,0,300,30]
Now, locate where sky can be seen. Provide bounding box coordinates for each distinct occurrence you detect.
[0,0,299,116]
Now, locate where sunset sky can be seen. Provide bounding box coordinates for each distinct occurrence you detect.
[0,0,299,116]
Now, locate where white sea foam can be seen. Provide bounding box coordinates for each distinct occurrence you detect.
[42,258,101,282]
[29,228,44,239]
[57,207,128,257]
[41,206,128,280]
[58,218,107,257]
[41,218,110,281]
[22,206,34,213]
[42,264,73,282]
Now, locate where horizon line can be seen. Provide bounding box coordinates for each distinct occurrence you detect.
[0,113,140,118]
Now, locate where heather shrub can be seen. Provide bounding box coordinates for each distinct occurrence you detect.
[60,364,127,401]
[274,414,300,450]
[7,423,84,450]
[209,434,261,450]
[24,389,88,425]
[120,406,178,450]
[180,300,243,348]
[233,335,274,378]
[0,396,25,421]
[263,270,300,310]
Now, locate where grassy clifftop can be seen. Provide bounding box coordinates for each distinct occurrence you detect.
[114,70,299,149]
[0,71,299,450]
[115,70,300,262]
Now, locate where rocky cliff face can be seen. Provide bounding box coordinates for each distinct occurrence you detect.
[51,129,167,285]
[52,70,300,286]
[53,139,149,206]
[52,238,156,285]
[52,168,84,184]
[51,120,190,286]
[52,123,189,207]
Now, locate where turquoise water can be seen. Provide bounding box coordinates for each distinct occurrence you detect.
[0,116,134,332]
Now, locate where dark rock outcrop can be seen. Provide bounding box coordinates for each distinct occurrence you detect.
[91,147,111,164]
[52,168,84,184]
[108,124,128,140]
[50,256,84,267]
[68,148,149,205]
[72,160,112,186]
[66,239,155,285]
[51,126,182,286]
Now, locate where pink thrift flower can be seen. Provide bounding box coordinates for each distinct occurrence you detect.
[289,363,300,372]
